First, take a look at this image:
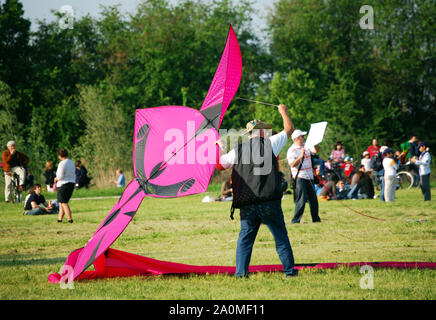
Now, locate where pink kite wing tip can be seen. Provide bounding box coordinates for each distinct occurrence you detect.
[48,272,61,283]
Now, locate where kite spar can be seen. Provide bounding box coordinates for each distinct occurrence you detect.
[53,25,242,283]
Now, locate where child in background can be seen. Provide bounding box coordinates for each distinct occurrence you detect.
[340,157,355,182]
[382,148,398,202]
[361,151,371,172]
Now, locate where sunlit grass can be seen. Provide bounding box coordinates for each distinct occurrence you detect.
[0,185,435,299]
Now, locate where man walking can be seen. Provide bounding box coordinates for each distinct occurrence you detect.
[217,104,298,278]
[2,141,29,203]
[287,131,321,223]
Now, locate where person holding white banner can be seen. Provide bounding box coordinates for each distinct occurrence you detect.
[287,130,321,224]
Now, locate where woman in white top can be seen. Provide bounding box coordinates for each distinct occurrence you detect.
[54,148,76,223]
[411,142,431,201]
[382,148,398,202]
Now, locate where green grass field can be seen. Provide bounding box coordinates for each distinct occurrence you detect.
[0,184,435,300]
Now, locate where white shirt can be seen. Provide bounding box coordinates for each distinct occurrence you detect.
[383,157,398,177]
[287,144,313,180]
[415,152,431,176]
[361,158,371,172]
[219,131,288,169]
[56,159,76,187]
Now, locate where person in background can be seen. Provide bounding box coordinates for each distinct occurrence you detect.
[382,148,398,202]
[335,180,349,200]
[324,158,332,170]
[287,130,321,224]
[372,145,387,201]
[75,160,91,189]
[311,145,326,178]
[23,184,57,215]
[216,177,233,201]
[55,148,76,223]
[44,161,56,192]
[24,167,34,191]
[411,142,431,201]
[115,168,125,188]
[400,135,419,162]
[367,138,380,159]
[318,175,339,201]
[348,165,365,199]
[361,151,371,172]
[354,172,375,199]
[2,140,29,203]
[330,142,345,164]
[340,156,354,182]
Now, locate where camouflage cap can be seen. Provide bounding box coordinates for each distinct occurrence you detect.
[242,119,272,135]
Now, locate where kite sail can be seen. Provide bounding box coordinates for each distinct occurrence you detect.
[52,25,242,283]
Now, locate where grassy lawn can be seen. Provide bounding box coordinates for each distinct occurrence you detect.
[0,184,435,300]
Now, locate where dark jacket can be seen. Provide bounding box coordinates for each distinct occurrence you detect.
[2,150,29,172]
[231,137,283,208]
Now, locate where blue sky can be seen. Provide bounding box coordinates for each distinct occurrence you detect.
[19,0,276,37]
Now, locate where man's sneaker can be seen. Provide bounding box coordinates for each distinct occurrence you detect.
[286,269,299,277]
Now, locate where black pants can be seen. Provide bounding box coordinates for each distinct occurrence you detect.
[292,178,320,223]
[420,174,431,201]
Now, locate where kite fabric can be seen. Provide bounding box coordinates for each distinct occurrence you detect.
[51,25,242,283]
[48,248,436,283]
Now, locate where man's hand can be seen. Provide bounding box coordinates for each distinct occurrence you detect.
[278,104,288,114]
[277,104,294,138]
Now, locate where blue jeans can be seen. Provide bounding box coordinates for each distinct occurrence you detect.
[25,207,57,215]
[379,176,385,202]
[236,200,296,277]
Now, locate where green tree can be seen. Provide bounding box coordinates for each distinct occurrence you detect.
[0,0,32,127]
[74,85,131,187]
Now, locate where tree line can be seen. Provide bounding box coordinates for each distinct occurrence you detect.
[1,0,435,186]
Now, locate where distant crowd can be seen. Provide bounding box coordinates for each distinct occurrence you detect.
[216,135,432,204]
[2,141,127,222]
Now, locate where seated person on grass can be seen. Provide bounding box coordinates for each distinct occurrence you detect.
[216,177,233,201]
[335,180,350,200]
[318,175,339,201]
[23,184,58,215]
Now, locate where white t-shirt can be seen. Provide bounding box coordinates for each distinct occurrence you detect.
[383,157,398,177]
[219,131,288,169]
[361,158,371,172]
[287,144,313,180]
[56,159,76,187]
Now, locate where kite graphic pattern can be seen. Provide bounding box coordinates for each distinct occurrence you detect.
[52,25,242,282]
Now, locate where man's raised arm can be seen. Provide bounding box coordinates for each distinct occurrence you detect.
[278,104,294,138]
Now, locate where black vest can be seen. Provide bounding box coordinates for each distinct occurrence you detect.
[231,137,283,208]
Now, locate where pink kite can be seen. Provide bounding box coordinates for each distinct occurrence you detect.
[51,25,242,283]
